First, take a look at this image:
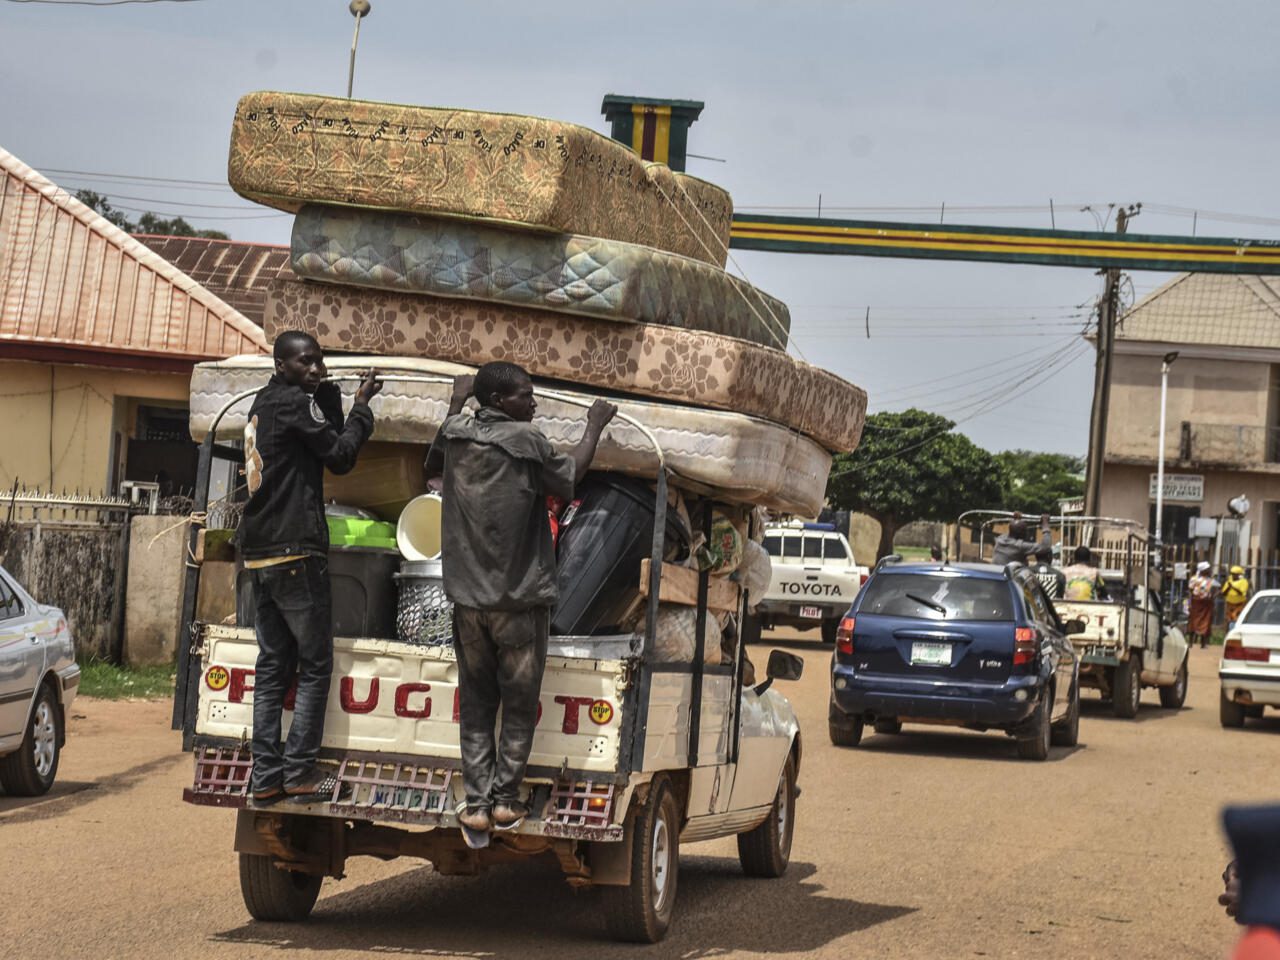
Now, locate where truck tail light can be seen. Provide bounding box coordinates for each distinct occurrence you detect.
[836,616,856,655]
[1014,626,1038,666]
[1224,639,1269,662]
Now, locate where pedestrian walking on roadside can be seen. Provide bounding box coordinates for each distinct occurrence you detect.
[425,362,616,843]
[239,331,382,804]
[1224,565,1251,628]
[1187,560,1218,648]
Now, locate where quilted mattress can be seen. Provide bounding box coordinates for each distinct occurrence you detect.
[228,91,732,266]
[291,205,790,349]
[264,276,865,452]
[189,355,831,516]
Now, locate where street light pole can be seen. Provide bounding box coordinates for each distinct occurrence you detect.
[347,1,371,99]
[1155,351,1179,543]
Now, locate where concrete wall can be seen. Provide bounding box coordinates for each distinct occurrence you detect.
[1099,462,1280,552]
[1107,354,1272,461]
[0,360,189,495]
[123,515,188,666]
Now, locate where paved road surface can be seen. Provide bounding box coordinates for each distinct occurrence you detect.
[2,640,1273,959]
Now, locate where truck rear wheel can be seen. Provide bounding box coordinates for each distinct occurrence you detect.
[1159,656,1189,709]
[1112,654,1142,719]
[820,617,839,644]
[737,755,796,878]
[602,775,679,943]
[239,853,322,922]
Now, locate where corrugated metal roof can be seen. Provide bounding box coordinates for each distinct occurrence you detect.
[0,146,267,363]
[134,235,291,327]
[1118,272,1280,349]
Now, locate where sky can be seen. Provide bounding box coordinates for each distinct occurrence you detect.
[4,0,1280,456]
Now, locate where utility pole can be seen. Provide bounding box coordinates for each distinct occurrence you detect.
[1083,204,1140,516]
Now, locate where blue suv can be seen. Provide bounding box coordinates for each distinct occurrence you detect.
[828,560,1081,760]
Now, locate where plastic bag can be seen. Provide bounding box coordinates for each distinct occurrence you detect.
[644,603,723,665]
[733,539,773,610]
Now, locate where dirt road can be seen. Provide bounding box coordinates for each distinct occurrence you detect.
[2,641,1272,959]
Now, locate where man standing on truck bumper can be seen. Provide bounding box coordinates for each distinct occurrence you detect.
[239,331,382,804]
[426,362,615,835]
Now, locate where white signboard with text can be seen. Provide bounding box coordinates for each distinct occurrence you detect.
[1148,473,1204,502]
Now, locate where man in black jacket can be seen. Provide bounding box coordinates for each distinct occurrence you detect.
[239,331,381,803]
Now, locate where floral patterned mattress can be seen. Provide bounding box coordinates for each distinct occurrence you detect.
[290,204,790,349]
[228,91,732,266]
[188,355,832,516]
[264,276,865,452]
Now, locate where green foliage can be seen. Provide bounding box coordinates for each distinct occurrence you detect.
[827,409,1003,558]
[995,449,1085,515]
[74,190,230,241]
[77,659,174,700]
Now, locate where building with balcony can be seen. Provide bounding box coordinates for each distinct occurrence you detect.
[1099,272,1280,553]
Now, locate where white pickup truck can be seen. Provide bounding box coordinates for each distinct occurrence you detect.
[172,386,806,944]
[753,522,866,643]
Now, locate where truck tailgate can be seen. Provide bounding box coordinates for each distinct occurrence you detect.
[195,625,631,778]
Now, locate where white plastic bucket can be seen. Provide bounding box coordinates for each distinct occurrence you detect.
[396,493,443,561]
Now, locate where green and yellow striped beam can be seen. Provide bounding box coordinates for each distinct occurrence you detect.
[729,213,1280,274]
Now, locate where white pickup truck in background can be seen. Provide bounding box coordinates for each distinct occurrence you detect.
[751,522,867,644]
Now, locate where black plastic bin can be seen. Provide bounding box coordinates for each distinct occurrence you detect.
[551,474,689,636]
[236,546,399,639]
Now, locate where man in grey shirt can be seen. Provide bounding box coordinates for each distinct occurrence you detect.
[425,362,615,839]
[992,513,1053,566]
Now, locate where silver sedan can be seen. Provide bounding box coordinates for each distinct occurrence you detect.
[0,564,79,795]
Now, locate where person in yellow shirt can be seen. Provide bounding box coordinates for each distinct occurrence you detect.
[1222,566,1250,627]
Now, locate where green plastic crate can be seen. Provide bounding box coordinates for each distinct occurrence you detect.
[327,517,398,551]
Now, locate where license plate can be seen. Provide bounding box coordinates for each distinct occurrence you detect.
[799,605,822,619]
[911,641,951,666]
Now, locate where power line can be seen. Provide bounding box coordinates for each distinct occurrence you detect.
[4,0,204,5]
[33,167,232,189]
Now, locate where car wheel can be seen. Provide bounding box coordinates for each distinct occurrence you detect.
[238,853,322,922]
[1016,693,1052,761]
[1050,679,1080,747]
[1158,657,1189,709]
[737,755,796,878]
[1112,654,1142,719]
[829,701,864,747]
[602,774,679,943]
[0,683,61,796]
[820,618,839,644]
[1220,690,1247,729]
[873,719,902,735]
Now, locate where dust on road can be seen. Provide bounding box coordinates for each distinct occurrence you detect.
[1,643,1273,959]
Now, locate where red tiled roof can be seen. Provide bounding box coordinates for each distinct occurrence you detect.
[133,235,291,328]
[0,147,267,368]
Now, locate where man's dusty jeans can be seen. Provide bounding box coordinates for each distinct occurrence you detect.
[249,556,333,792]
[452,605,549,811]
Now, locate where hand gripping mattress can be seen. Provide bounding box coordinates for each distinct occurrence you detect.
[228,91,732,266]
[189,355,832,516]
[264,276,866,452]
[291,204,790,349]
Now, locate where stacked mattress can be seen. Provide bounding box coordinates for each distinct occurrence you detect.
[190,355,832,517]
[219,91,868,513]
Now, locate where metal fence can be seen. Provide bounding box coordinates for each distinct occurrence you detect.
[1,488,136,661]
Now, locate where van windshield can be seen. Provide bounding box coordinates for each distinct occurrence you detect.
[860,573,1014,622]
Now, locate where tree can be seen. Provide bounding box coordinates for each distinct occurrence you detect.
[74,190,230,241]
[827,409,1003,560]
[996,450,1085,515]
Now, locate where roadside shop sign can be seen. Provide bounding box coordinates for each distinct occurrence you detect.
[1148,473,1204,502]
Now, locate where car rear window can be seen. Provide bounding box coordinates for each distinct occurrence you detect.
[1243,596,1280,626]
[823,538,849,560]
[859,573,1014,622]
[763,535,782,556]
